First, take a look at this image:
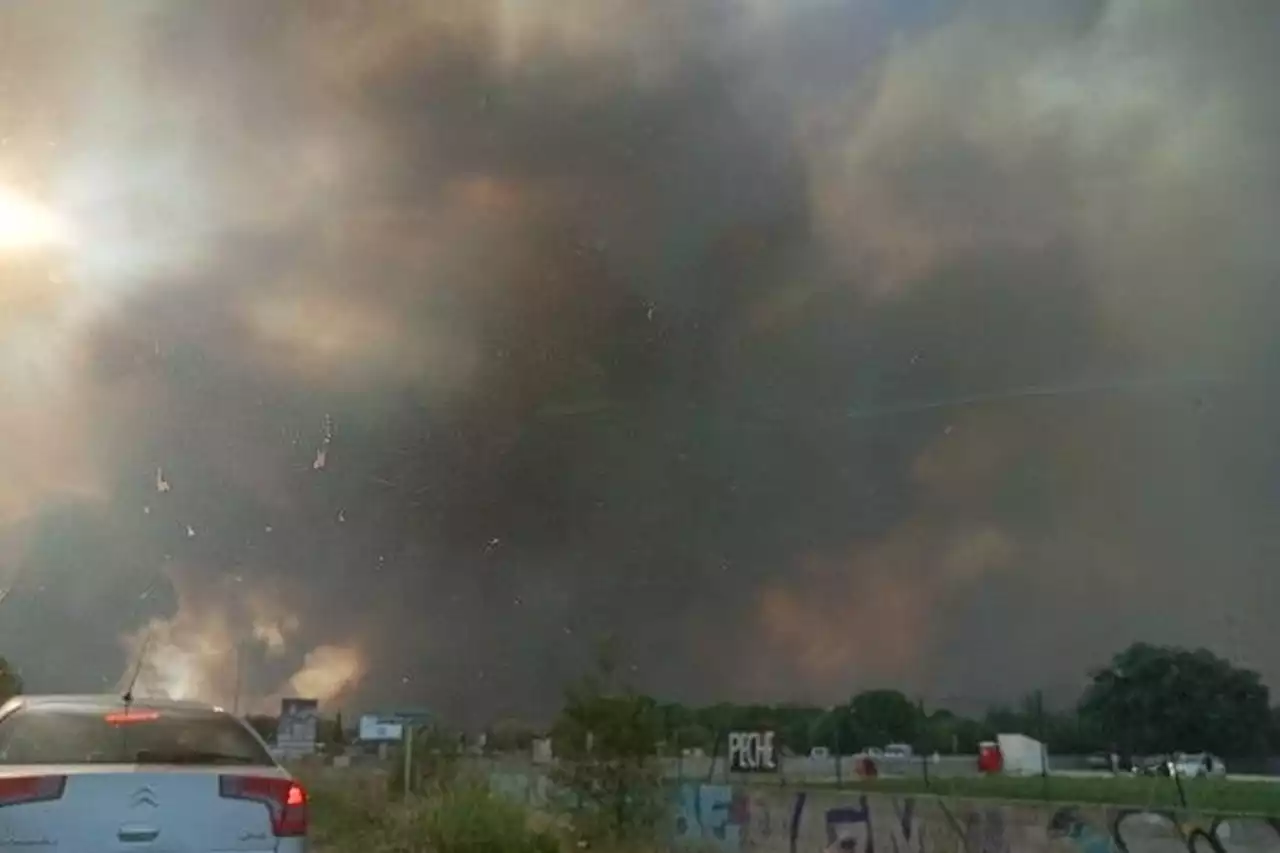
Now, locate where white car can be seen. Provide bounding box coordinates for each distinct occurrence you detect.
[1173,752,1227,778]
[0,694,308,852]
[883,744,914,759]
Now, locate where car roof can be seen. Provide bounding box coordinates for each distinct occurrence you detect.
[2,694,230,715]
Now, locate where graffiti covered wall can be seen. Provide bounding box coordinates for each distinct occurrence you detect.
[667,785,1280,853]
[487,772,1280,853]
[672,787,1038,853]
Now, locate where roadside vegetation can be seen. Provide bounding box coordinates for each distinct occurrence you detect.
[305,775,564,853]
[302,766,1280,853]
[547,641,668,848]
[302,769,672,853]
[302,643,672,852]
[8,637,1279,850]
[296,639,1280,850]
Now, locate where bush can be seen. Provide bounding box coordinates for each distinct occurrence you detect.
[549,643,666,847]
[384,728,464,798]
[411,782,560,853]
[551,755,666,848]
[308,775,560,853]
[306,774,396,851]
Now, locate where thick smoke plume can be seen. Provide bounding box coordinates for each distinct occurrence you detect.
[0,0,1277,722]
[116,567,364,712]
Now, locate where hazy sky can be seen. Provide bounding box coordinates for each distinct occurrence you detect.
[1,0,1278,723]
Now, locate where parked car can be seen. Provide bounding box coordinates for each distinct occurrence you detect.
[1174,752,1227,778]
[1085,751,1112,769]
[0,694,309,852]
[1136,752,1226,778]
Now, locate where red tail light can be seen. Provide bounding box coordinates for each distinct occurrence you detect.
[105,711,160,724]
[0,775,66,807]
[219,776,307,836]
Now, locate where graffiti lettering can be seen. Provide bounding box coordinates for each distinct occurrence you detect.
[1048,807,1112,853]
[1043,809,1280,853]
[489,773,1280,853]
[673,783,745,851]
[743,791,775,846]
[1208,817,1280,853]
[728,731,778,773]
[786,793,1008,853]
[1113,809,1222,853]
[824,797,874,853]
[789,790,808,853]
[783,794,925,853]
[884,798,926,853]
[963,806,1008,853]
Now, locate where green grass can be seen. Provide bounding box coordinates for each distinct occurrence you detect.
[750,774,1280,815]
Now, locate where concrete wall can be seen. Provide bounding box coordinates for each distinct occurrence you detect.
[486,771,1280,853]
[666,785,1280,853]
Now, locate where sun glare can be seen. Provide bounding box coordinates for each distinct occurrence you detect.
[0,186,68,254]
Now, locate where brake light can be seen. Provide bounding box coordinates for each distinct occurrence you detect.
[219,776,307,837]
[0,775,66,807]
[105,711,160,724]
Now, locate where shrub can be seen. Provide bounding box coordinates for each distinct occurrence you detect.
[550,643,666,847]
[385,727,464,798]
[308,774,559,853]
[410,782,560,853]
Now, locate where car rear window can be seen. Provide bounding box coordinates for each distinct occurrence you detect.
[0,706,274,766]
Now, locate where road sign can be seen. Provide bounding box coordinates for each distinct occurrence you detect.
[358,709,432,743]
[388,709,433,725]
[358,715,404,742]
[277,698,319,756]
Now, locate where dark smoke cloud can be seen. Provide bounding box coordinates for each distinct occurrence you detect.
[1,0,1278,723]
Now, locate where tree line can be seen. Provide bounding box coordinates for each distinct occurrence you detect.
[502,641,1280,849]
[0,641,1275,760]
[529,642,1280,760]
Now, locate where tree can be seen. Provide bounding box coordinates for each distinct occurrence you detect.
[550,642,665,846]
[1078,643,1270,757]
[919,708,989,754]
[485,718,538,753]
[317,713,347,747]
[774,705,825,755]
[849,689,921,748]
[695,702,743,746]
[810,706,859,755]
[984,693,1049,744]
[0,657,21,703]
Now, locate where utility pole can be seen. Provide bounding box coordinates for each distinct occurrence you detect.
[833,706,843,788]
[403,724,415,796]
